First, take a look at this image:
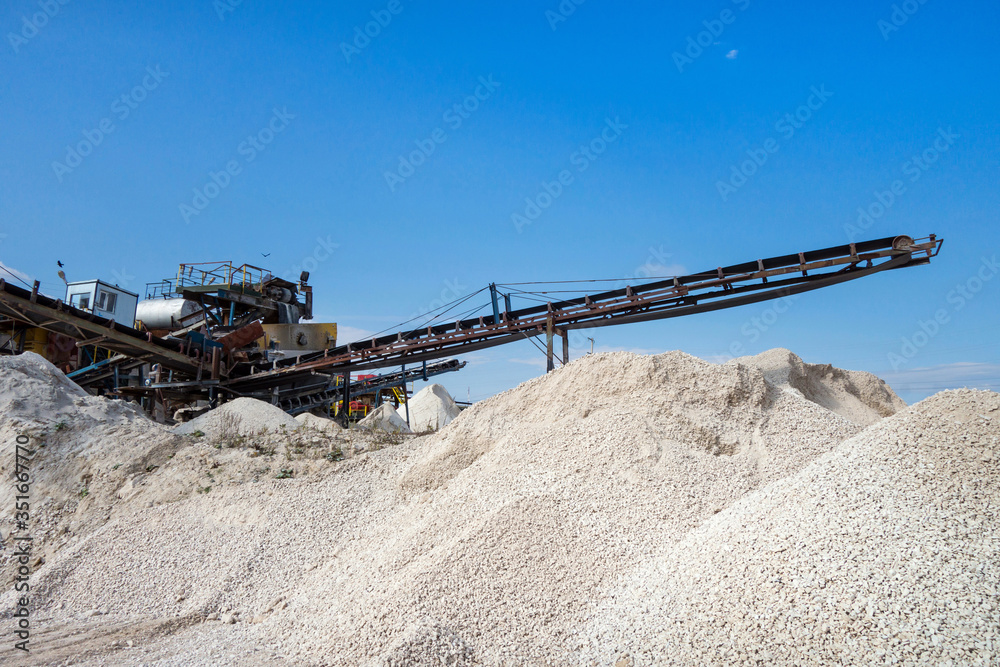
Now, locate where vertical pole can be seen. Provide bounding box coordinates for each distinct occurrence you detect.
[341,371,351,428]
[503,293,512,322]
[401,364,410,428]
[546,306,554,373]
[489,283,500,325]
[562,331,569,366]
[211,346,221,380]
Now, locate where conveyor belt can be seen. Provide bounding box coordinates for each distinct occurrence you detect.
[0,234,943,407]
[227,234,942,388]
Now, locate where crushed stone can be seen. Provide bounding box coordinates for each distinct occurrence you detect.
[293,412,343,432]
[401,383,461,432]
[1,349,994,667]
[358,402,412,433]
[174,398,300,438]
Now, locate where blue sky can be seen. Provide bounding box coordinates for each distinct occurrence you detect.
[1,0,997,403]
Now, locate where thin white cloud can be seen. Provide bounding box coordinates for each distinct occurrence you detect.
[334,314,416,322]
[508,357,548,369]
[0,261,33,287]
[333,325,376,344]
[880,362,1000,393]
[644,263,688,278]
[701,353,734,365]
[454,353,492,365]
[726,49,739,60]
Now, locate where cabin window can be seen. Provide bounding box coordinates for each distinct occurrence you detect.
[96,291,117,312]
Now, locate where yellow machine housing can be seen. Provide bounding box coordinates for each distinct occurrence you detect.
[259,323,337,356]
[23,327,49,356]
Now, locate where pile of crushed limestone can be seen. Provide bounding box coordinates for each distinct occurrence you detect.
[0,349,996,666]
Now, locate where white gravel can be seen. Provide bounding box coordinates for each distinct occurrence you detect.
[174,397,300,438]
[293,412,342,432]
[584,388,1000,666]
[733,347,907,425]
[402,383,461,432]
[358,402,412,433]
[0,349,995,667]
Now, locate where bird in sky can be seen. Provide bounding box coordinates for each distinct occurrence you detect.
[261,253,271,257]
[57,260,64,268]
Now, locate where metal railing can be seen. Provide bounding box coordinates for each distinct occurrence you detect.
[145,280,177,300]
[175,262,272,293]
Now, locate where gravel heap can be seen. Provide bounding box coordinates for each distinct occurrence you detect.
[293,412,342,432]
[358,402,412,433]
[1,349,993,667]
[0,351,129,424]
[0,354,183,589]
[174,397,300,438]
[585,388,999,666]
[733,347,906,425]
[402,383,461,432]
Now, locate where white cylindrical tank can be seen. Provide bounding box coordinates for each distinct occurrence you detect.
[135,299,201,330]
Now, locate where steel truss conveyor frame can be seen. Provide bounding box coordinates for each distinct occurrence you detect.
[227,234,942,390]
[270,358,467,415]
[0,281,211,376]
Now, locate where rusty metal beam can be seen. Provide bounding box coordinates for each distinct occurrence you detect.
[0,280,201,374]
[222,234,940,387]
